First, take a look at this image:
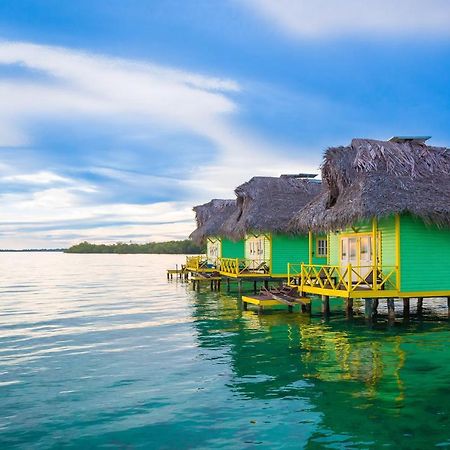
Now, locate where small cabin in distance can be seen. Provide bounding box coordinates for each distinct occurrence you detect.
[188,199,244,272]
[220,175,322,278]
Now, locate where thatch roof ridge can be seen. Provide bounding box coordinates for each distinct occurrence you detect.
[289,138,450,233]
[189,199,237,244]
[221,176,322,239]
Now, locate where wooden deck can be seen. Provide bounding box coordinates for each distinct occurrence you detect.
[242,291,311,314]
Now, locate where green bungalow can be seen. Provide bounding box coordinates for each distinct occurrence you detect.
[188,199,245,272]
[220,175,322,278]
[288,137,450,308]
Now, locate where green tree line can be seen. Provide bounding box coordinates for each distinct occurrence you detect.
[65,240,205,254]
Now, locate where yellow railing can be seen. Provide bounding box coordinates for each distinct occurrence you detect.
[185,255,212,271]
[219,258,270,276]
[288,263,398,294]
[287,263,302,286]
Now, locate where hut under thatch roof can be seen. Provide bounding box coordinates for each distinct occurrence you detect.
[189,199,236,245]
[222,176,322,240]
[218,176,324,277]
[189,199,245,268]
[287,137,450,300]
[289,138,450,233]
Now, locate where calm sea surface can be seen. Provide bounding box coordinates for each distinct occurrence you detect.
[0,253,449,449]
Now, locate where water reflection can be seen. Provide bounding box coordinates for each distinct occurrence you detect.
[191,290,450,449]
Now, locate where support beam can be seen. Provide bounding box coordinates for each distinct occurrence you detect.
[345,298,353,318]
[322,295,330,316]
[387,299,395,321]
[308,231,313,265]
[403,298,410,318]
[364,298,374,319]
[253,281,257,294]
[373,299,379,315]
[417,297,423,316]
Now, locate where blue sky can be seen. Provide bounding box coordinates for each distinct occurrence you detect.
[1,0,450,248]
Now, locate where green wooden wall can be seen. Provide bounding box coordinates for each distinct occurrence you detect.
[271,234,320,276]
[400,215,450,292]
[221,238,245,259]
[328,216,396,270]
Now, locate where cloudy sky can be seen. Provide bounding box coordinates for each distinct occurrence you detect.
[1,1,449,248]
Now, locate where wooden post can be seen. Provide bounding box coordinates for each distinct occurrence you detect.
[417,297,423,316]
[403,298,410,318]
[264,280,269,289]
[308,231,313,265]
[253,281,257,293]
[243,301,248,311]
[373,298,379,315]
[322,295,330,316]
[364,298,374,319]
[345,298,353,317]
[387,299,395,320]
[227,278,230,292]
[288,304,293,313]
[192,280,196,291]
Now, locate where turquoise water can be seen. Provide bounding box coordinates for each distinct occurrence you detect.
[0,253,449,449]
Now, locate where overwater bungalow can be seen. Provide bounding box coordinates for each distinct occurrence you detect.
[288,137,450,312]
[219,175,322,279]
[188,199,244,273]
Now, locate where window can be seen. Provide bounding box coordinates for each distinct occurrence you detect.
[317,238,328,257]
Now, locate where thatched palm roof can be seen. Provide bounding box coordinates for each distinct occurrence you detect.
[221,176,322,239]
[189,199,237,244]
[289,138,450,233]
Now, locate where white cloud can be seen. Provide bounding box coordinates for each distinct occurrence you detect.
[241,0,450,39]
[0,40,318,247]
[2,170,75,185]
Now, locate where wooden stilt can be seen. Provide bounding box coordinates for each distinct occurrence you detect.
[264,280,269,289]
[243,301,248,311]
[417,297,423,316]
[253,281,257,293]
[364,298,374,319]
[403,298,410,318]
[322,295,330,316]
[387,299,395,320]
[373,299,379,315]
[345,298,353,317]
[227,278,230,292]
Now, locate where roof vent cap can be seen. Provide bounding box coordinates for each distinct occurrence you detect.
[389,136,431,144]
[280,173,318,179]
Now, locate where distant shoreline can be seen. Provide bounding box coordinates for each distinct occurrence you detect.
[0,240,205,254]
[0,249,66,252]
